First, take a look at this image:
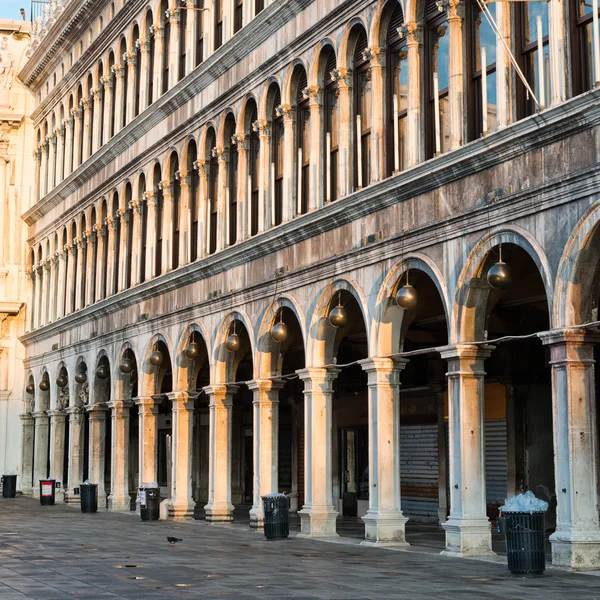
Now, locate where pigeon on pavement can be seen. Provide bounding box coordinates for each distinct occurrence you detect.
[167,537,183,544]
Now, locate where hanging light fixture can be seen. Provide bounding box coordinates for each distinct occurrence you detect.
[149,349,164,367]
[119,357,134,374]
[487,244,512,290]
[75,368,87,384]
[56,374,68,388]
[26,383,35,395]
[395,270,418,311]
[225,321,240,353]
[96,365,109,380]
[39,375,50,392]
[185,342,200,360]
[328,291,348,328]
[270,310,288,343]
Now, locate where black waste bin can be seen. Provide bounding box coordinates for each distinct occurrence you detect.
[139,487,160,521]
[500,511,545,575]
[2,475,17,498]
[39,479,56,506]
[262,493,289,540]
[80,483,98,513]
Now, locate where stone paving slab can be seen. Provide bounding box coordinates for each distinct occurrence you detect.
[0,497,599,599]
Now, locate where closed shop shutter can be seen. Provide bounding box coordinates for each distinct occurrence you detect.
[401,424,439,521]
[485,419,507,506]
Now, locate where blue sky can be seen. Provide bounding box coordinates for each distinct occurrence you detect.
[0,1,29,21]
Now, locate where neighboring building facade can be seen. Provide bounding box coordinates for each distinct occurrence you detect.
[13,0,600,571]
[0,20,34,484]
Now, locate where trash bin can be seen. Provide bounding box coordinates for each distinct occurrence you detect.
[1,475,17,498]
[39,479,56,506]
[139,486,160,521]
[80,482,98,513]
[499,491,548,575]
[262,493,289,540]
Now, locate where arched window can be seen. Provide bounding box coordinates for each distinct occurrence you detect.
[271,87,284,225]
[255,0,264,16]
[234,0,243,33]
[59,105,66,181]
[71,222,78,311]
[125,182,134,288]
[571,0,599,95]
[207,130,218,254]
[224,115,238,244]
[195,0,204,66]
[295,67,309,214]
[248,102,260,235]
[89,208,98,303]
[112,193,121,293]
[323,48,338,202]
[386,5,408,176]
[154,164,163,276]
[97,62,105,145]
[425,0,449,158]
[187,141,198,261]
[87,74,94,158]
[516,3,550,117]
[161,0,170,94]
[138,174,147,283]
[468,1,497,139]
[215,0,223,51]
[101,200,108,298]
[133,25,141,117]
[179,7,187,81]
[147,11,155,105]
[108,52,116,138]
[120,38,128,129]
[80,215,87,307]
[76,85,84,166]
[170,153,180,269]
[353,29,371,189]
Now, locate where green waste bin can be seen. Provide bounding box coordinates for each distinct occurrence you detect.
[80,482,98,513]
[262,493,289,540]
[1,475,17,498]
[499,511,546,575]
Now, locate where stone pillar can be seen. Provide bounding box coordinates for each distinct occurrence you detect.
[92,89,102,152]
[144,192,157,279]
[47,132,56,191]
[447,1,466,150]
[28,268,36,331]
[215,150,228,250]
[65,405,84,502]
[152,26,164,100]
[335,69,353,197]
[107,400,132,512]
[359,358,409,545]
[440,344,495,557]
[74,237,85,311]
[405,23,423,166]
[48,409,66,502]
[48,255,58,323]
[495,5,511,128]
[167,391,196,519]
[39,260,49,327]
[126,53,137,124]
[248,380,284,528]
[178,170,191,266]
[117,209,128,292]
[136,396,158,485]
[366,48,385,184]
[113,64,125,134]
[56,247,67,319]
[105,216,117,297]
[432,383,448,525]
[196,160,209,257]
[160,181,172,274]
[102,75,113,143]
[549,0,567,104]
[72,108,82,169]
[184,1,196,75]
[131,197,143,285]
[94,222,106,301]
[84,230,95,307]
[138,40,151,112]
[32,411,49,498]
[539,329,600,569]
[168,9,181,89]
[88,404,108,509]
[64,243,76,315]
[20,414,35,495]
[55,124,65,185]
[231,138,248,240]
[255,121,270,232]
[40,140,48,197]
[81,97,91,163]
[64,116,74,176]
[296,368,340,538]
[306,87,323,212]
[34,147,42,202]
[279,107,295,221]
[204,384,238,522]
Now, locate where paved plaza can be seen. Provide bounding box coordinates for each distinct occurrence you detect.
[0,498,599,599]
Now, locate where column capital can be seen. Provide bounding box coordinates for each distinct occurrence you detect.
[538,328,600,347]
[359,357,409,386]
[166,390,197,410]
[252,120,271,138]
[247,378,285,394]
[32,411,49,419]
[296,367,340,392]
[362,46,385,68]
[87,404,108,419]
[65,405,84,416]
[134,395,160,414]
[439,343,495,363]
[203,384,238,406]
[47,408,66,420]
[20,413,35,424]
[301,85,322,106]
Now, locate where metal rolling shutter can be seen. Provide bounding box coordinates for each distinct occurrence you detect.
[400,424,439,522]
[485,419,508,505]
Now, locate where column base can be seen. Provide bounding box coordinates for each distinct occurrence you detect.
[297,506,339,538]
[441,516,495,557]
[204,502,234,523]
[249,506,264,530]
[166,498,196,520]
[361,511,409,546]
[550,531,600,570]
[108,496,131,512]
[97,491,107,510]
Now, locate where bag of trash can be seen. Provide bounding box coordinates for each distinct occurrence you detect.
[500,490,548,513]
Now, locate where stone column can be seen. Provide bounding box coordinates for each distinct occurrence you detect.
[32,411,49,498]
[494,5,511,128]
[359,358,409,545]
[178,170,191,266]
[405,23,423,166]
[72,108,82,169]
[152,26,164,100]
[447,0,466,150]
[65,405,84,502]
[56,247,67,319]
[34,147,42,202]
[64,116,74,176]
[334,68,353,197]
[55,124,65,185]
[167,391,196,519]
[40,140,48,197]
[136,396,159,485]
[548,0,567,104]
[74,237,85,311]
[160,181,172,274]
[365,48,385,184]
[105,216,117,297]
[92,88,103,152]
[94,222,106,301]
[102,75,113,143]
[204,384,238,522]
[279,106,295,222]
[81,97,91,163]
[126,52,137,124]
[296,368,340,537]
[113,64,125,135]
[88,404,108,508]
[84,229,95,307]
[539,329,600,569]
[28,268,36,331]
[168,8,181,88]
[117,208,128,292]
[440,344,495,557]
[48,255,58,323]
[64,243,76,315]
[107,400,132,512]
[47,132,56,191]
[215,149,228,250]
[231,138,248,240]
[196,160,209,257]
[248,380,284,528]
[48,409,66,502]
[39,261,49,327]
[20,413,35,495]
[184,1,196,75]
[306,87,323,211]
[432,383,448,525]
[144,191,157,279]
[131,197,143,285]
[138,40,150,112]
[255,121,270,232]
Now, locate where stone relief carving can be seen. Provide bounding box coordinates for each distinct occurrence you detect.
[57,386,69,409]
[0,37,15,90]
[77,382,90,406]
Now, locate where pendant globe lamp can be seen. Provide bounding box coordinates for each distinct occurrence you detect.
[328,291,348,328]
[395,270,418,311]
[487,244,512,291]
[185,341,200,360]
[149,349,164,367]
[119,357,134,374]
[226,321,240,353]
[270,310,288,343]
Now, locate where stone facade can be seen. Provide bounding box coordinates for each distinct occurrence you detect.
[11,0,600,572]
